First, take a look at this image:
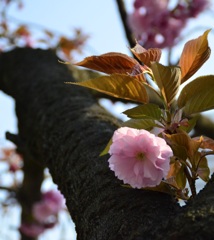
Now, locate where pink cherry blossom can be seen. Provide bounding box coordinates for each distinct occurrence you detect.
[33,190,65,223]
[19,223,46,237]
[128,0,209,49]
[108,127,172,188]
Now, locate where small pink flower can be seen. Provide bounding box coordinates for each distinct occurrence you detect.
[33,190,65,223]
[19,223,46,237]
[108,127,172,188]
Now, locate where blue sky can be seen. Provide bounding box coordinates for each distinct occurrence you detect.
[1,0,214,143]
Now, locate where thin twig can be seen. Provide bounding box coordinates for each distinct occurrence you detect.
[0,186,16,193]
[115,0,136,48]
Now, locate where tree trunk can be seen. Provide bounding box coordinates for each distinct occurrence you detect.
[0,48,214,240]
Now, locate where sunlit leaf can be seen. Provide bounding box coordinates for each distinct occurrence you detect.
[179,29,211,83]
[197,156,210,182]
[131,43,162,66]
[122,119,155,130]
[75,52,140,74]
[123,103,162,120]
[100,138,112,156]
[151,62,181,105]
[66,74,149,103]
[177,75,214,115]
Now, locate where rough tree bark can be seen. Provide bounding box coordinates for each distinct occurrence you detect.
[0,48,214,240]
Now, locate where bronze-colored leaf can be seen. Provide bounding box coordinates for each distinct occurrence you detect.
[131,43,162,67]
[197,156,210,182]
[75,52,140,74]
[179,29,211,83]
[66,74,148,103]
[193,136,214,150]
[151,62,181,105]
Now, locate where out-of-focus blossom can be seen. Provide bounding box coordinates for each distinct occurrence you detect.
[128,0,209,49]
[33,190,65,224]
[19,223,46,238]
[20,190,65,237]
[108,127,172,188]
[0,147,23,172]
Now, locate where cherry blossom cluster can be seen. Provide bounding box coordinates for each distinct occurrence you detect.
[20,190,65,238]
[128,0,209,48]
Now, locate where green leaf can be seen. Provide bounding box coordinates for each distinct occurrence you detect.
[122,119,156,130]
[100,138,112,156]
[177,75,214,115]
[179,29,211,84]
[197,156,210,182]
[123,103,162,120]
[151,62,181,105]
[67,74,149,103]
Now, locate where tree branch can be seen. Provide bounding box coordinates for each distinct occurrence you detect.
[1,48,214,239]
[115,0,136,48]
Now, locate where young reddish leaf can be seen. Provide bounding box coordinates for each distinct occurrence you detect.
[179,115,199,133]
[130,43,162,67]
[123,103,161,120]
[122,119,155,130]
[177,75,214,115]
[151,62,181,105]
[66,74,148,103]
[193,136,214,150]
[59,37,77,58]
[75,52,141,74]
[179,29,211,84]
[167,160,182,178]
[197,156,210,182]
[165,132,201,163]
[15,25,30,37]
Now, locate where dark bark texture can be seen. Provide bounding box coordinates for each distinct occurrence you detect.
[1,48,214,240]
